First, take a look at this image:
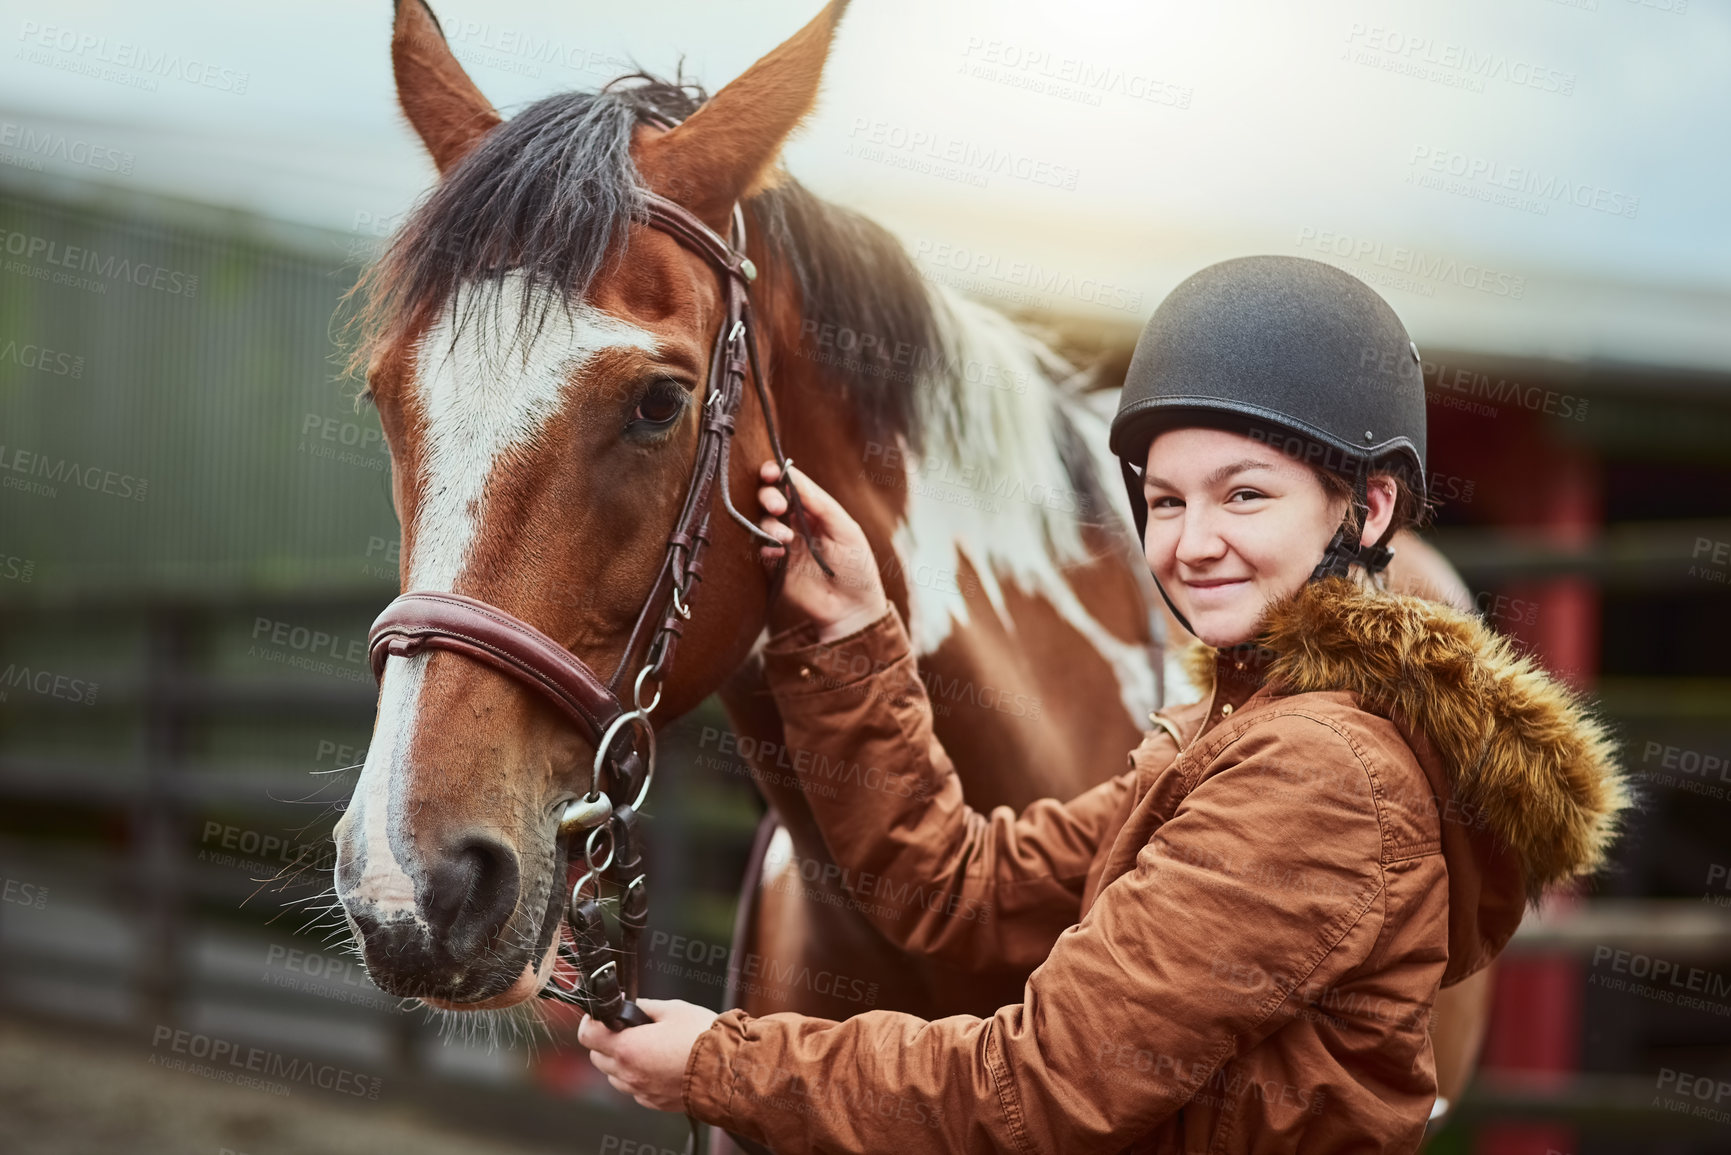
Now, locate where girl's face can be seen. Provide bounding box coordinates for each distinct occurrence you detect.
[1141,427,1394,647]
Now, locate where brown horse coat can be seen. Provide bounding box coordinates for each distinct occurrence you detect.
[683,577,1629,1153]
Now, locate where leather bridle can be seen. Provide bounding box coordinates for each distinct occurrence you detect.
[365,181,827,1029]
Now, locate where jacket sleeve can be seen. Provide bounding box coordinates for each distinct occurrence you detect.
[756,605,1155,973]
[684,711,1391,1155]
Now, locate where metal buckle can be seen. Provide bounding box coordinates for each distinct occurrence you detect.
[632,664,664,714]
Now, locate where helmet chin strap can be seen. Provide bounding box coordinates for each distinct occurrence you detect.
[1150,565,1199,643]
[1308,463,1396,581]
[1121,458,1395,647]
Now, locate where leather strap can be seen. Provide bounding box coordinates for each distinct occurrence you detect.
[606,194,756,692]
[368,591,623,746]
[642,193,756,282]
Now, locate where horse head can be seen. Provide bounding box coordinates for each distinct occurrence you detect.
[333,0,851,1009]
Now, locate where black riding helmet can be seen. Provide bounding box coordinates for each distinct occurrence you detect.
[1109,255,1427,633]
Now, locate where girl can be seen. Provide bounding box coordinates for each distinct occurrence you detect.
[580,255,1629,1153]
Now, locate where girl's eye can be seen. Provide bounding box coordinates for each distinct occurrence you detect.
[632,381,685,427]
[1149,495,1183,510]
[1228,489,1267,503]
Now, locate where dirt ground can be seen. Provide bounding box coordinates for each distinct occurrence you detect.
[0,1015,681,1155]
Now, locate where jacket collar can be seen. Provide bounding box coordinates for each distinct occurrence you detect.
[1178,576,1630,898]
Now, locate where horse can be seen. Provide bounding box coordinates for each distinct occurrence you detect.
[333,0,1489,1126]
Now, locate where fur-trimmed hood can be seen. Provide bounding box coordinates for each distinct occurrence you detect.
[1185,577,1631,900]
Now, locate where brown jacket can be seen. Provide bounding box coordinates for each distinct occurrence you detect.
[684,578,1628,1153]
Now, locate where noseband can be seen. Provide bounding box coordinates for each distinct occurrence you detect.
[365,186,827,1029]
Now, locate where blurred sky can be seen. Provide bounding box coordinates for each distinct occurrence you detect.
[1,0,1727,369]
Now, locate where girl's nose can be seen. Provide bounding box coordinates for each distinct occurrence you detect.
[1173,506,1227,567]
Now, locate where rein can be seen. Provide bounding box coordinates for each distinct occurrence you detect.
[366,185,829,1029]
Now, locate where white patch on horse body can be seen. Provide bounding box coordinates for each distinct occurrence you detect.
[1070,383,1184,710]
[762,825,793,888]
[346,274,658,917]
[887,285,1157,727]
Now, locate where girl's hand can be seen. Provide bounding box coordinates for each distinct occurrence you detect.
[756,461,889,643]
[577,998,717,1113]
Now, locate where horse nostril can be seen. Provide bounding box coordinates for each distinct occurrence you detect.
[423,835,521,958]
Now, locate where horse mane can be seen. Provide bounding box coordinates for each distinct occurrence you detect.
[351,73,936,451]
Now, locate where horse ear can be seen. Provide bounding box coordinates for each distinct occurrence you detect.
[637,0,851,229]
[392,0,502,175]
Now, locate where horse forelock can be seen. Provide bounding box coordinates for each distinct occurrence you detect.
[351,78,691,373]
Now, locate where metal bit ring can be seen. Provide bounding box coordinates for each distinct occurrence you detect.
[583,822,616,877]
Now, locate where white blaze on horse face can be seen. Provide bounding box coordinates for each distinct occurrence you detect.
[409,274,660,590]
[348,274,659,922]
[350,651,430,924]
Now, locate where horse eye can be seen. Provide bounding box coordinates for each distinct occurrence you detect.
[632,380,684,427]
